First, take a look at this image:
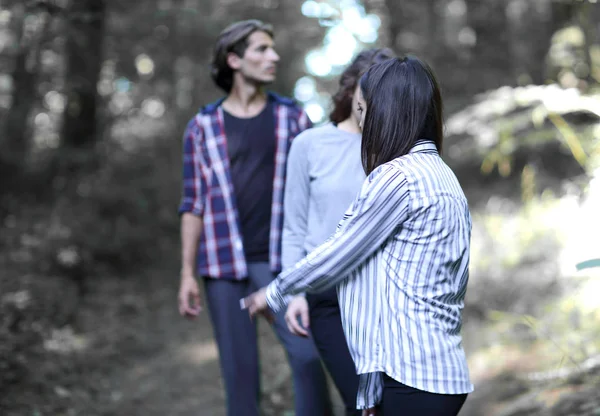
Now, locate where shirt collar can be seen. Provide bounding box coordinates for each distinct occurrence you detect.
[201,91,294,115]
[409,140,438,154]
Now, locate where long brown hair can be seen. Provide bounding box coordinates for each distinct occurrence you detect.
[359,56,444,175]
[329,48,395,124]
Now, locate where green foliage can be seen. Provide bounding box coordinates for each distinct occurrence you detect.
[477,281,600,377]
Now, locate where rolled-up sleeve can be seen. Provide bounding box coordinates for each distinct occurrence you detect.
[178,117,207,217]
[297,109,313,132]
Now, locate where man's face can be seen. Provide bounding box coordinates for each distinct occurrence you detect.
[229,31,280,86]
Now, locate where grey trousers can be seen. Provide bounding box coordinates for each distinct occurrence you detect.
[204,262,332,416]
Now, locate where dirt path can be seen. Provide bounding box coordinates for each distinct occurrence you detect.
[91,273,343,416]
[4,265,597,416]
[102,303,227,415]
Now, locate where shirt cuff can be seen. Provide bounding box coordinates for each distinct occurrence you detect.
[265,280,287,313]
[356,372,383,409]
[178,199,203,217]
[282,292,306,305]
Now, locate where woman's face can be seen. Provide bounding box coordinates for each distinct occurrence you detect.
[355,85,367,131]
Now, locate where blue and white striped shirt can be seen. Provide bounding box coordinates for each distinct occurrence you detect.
[266,141,474,409]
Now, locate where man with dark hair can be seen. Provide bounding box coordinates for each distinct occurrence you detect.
[177,19,331,416]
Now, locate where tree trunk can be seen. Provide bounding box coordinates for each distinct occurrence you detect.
[383,0,426,54]
[465,0,512,89]
[170,0,197,129]
[362,0,392,49]
[379,0,442,68]
[61,0,106,149]
[576,0,595,85]
[1,5,50,168]
[507,0,553,85]
[423,0,441,68]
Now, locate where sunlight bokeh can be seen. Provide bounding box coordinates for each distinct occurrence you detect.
[135,53,155,77]
[296,0,381,123]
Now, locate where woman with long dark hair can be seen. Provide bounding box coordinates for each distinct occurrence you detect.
[243,56,473,415]
[282,48,394,415]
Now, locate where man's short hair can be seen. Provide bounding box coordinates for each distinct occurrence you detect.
[211,19,274,93]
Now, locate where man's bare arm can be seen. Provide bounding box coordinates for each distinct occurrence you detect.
[181,212,203,277]
[178,212,203,317]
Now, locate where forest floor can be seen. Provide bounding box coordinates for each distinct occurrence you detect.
[3,260,600,416]
[1,202,600,416]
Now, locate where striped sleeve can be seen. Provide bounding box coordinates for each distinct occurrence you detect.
[178,117,207,216]
[266,164,410,312]
[356,372,383,409]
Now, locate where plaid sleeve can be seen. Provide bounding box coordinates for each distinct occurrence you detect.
[298,109,313,132]
[178,116,207,216]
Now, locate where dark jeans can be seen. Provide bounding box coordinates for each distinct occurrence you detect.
[307,287,362,416]
[380,373,468,416]
[204,262,331,416]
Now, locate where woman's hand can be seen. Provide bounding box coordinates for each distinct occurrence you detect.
[285,296,310,337]
[241,287,273,322]
[362,407,377,416]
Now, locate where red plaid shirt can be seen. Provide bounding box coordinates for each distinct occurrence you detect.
[179,92,312,280]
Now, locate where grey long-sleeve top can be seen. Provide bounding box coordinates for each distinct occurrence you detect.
[281,123,366,271]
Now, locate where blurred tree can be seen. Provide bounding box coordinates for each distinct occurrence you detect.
[368,0,599,97]
[464,0,513,88]
[575,0,596,85]
[507,0,553,85]
[0,2,52,169]
[60,0,106,150]
[546,0,600,87]
[380,0,441,65]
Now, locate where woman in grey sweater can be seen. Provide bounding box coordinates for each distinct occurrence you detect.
[281,48,394,415]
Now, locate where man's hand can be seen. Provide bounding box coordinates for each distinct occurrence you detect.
[178,274,202,318]
[241,287,274,323]
[362,408,376,416]
[285,296,310,337]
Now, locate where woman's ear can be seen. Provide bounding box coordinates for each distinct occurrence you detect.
[226,52,242,70]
